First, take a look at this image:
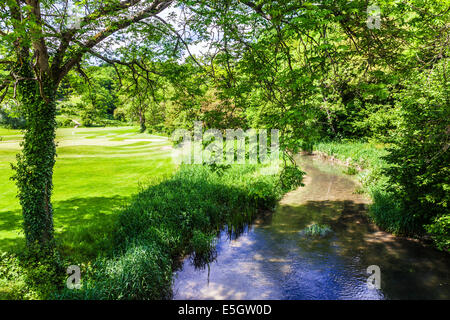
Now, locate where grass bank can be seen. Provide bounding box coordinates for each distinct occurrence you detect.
[55,162,298,300]
[1,125,301,300]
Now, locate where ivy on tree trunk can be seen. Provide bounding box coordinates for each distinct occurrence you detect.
[12,59,57,249]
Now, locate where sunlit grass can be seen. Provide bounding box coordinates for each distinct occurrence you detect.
[0,126,175,262]
[314,140,389,170]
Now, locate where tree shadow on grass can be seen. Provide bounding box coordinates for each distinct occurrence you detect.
[0,195,129,263]
[53,195,129,263]
[0,209,25,252]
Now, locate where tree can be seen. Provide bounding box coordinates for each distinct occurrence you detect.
[58,65,120,126]
[119,74,159,132]
[2,0,446,251]
[0,0,179,249]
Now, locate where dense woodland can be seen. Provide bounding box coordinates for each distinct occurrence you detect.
[0,0,448,300]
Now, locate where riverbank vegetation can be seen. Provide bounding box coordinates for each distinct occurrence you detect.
[1,161,300,299]
[55,163,300,300]
[0,0,448,300]
[315,58,449,250]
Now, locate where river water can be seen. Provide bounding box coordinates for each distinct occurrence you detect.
[172,154,450,300]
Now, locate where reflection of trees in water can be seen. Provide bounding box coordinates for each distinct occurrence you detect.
[187,209,276,270]
[190,247,218,270]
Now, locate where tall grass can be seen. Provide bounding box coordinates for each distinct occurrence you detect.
[55,162,295,299]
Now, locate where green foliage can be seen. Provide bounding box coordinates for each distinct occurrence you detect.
[1,0,449,300]
[344,166,358,176]
[56,95,84,117]
[189,230,217,264]
[315,141,389,169]
[0,249,65,300]
[300,224,333,238]
[280,164,305,192]
[0,100,26,129]
[368,177,412,235]
[56,66,121,127]
[56,243,172,300]
[384,60,449,237]
[0,253,28,300]
[425,215,450,252]
[55,116,76,128]
[80,105,97,127]
[11,61,57,249]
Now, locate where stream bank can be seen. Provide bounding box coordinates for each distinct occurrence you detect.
[172,154,450,300]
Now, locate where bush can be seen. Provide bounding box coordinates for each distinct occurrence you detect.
[80,109,96,127]
[425,215,450,252]
[384,60,449,238]
[0,101,26,129]
[113,108,127,122]
[56,116,77,128]
[0,250,65,300]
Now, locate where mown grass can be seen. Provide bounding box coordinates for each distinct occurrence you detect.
[0,127,175,299]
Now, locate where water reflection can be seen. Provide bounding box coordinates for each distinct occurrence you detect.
[172,154,450,300]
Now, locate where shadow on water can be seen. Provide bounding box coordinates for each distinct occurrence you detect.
[172,154,450,300]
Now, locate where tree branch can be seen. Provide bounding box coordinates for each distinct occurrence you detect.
[55,0,173,84]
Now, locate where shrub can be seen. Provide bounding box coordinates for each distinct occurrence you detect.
[384,60,449,237]
[0,101,26,129]
[425,215,450,252]
[0,250,65,300]
[80,108,96,127]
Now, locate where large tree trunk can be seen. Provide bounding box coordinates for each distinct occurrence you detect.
[13,61,57,249]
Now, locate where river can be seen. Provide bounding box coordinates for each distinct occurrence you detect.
[172,154,450,300]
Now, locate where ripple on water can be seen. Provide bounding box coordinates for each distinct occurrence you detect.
[172,154,450,300]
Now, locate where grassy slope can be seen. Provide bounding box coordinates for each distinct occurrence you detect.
[0,127,175,262]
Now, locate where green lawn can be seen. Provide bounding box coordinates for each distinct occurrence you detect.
[0,127,174,262]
